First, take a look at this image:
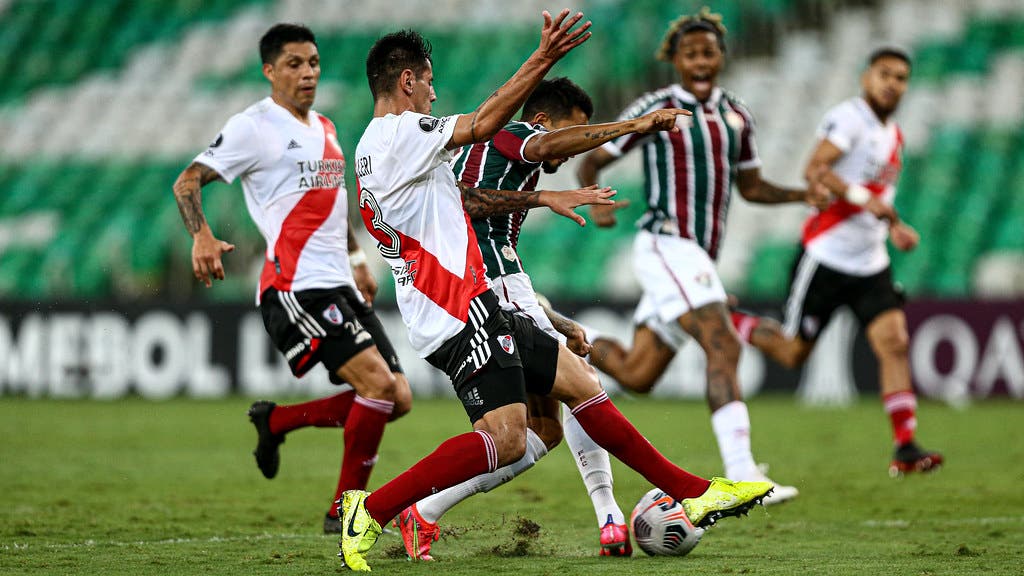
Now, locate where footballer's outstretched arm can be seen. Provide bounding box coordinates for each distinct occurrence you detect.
[173,162,235,287]
[446,9,591,150]
[524,108,688,162]
[459,182,614,226]
[805,139,898,221]
[736,168,828,209]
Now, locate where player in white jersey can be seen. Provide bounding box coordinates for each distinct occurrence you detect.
[395,78,690,560]
[337,14,774,573]
[730,47,943,475]
[172,24,412,533]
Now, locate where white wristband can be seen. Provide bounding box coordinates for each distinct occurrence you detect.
[845,184,871,206]
[349,248,367,267]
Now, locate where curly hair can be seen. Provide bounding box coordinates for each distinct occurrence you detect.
[656,7,728,62]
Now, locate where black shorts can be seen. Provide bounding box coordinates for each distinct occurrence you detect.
[426,290,559,422]
[260,285,402,383]
[782,250,905,341]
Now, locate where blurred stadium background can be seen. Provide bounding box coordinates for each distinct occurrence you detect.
[0,0,1021,402]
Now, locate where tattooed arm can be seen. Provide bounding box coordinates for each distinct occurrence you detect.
[522,108,688,162]
[736,167,830,210]
[459,182,615,226]
[172,162,235,287]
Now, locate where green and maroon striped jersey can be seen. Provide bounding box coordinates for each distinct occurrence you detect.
[604,85,760,260]
[451,121,545,279]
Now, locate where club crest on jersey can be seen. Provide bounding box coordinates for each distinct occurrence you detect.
[724,110,745,130]
[694,271,712,287]
[419,116,440,132]
[497,334,514,354]
[322,303,344,325]
[501,245,517,262]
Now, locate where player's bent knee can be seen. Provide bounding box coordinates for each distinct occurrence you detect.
[389,374,413,420]
[530,419,563,450]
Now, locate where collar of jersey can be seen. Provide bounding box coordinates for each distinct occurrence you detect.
[854,96,888,127]
[671,84,722,108]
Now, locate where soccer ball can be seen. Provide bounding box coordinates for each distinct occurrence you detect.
[630,488,705,556]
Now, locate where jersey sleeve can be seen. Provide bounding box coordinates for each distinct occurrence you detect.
[815,102,861,153]
[192,113,261,184]
[492,122,545,164]
[392,112,460,178]
[733,102,762,171]
[602,93,662,157]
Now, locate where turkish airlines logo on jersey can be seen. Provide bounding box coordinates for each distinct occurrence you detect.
[497,334,514,355]
[322,303,344,325]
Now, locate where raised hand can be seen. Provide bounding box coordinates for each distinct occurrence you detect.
[539,185,616,226]
[590,199,631,228]
[536,9,592,63]
[635,108,692,134]
[192,232,235,288]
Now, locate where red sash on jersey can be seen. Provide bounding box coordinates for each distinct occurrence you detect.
[259,115,344,298]
[358,180,489,323]
[802,127,903,245]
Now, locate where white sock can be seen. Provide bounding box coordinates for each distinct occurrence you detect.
[416,428,549,524]
[710,400,759,480]
[563,407,625,527]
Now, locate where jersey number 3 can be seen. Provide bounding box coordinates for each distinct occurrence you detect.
[359,188,402,259]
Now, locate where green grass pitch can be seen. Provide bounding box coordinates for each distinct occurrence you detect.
[2,396,1022,575]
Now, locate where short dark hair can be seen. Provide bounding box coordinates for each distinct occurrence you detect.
[259,23,317,64]
[521,77,594,122]
[868,46,912,69]
[365,29,433,99]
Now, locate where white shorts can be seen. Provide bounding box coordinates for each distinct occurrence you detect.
[631,230,727,350]
[490,272,565,344]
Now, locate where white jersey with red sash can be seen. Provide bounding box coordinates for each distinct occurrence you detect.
[354,112,490,357]
[802,97,903,276]
[194,97,354,302]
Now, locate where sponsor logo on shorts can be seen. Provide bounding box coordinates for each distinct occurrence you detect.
[284,339,309,361]
[498,334,514,354]
[323,303,344,325]
[464,387,484,406]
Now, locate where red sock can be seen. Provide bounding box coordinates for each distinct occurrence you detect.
[331,396,394,510]
[730,312,760,344]
[883,391,917,446]
[571,392,710,499]
[268,390,355,434]
[364,430,497,525]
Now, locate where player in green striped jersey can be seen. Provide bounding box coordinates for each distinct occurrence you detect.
[578,8,827,505]
[395,78,690,560]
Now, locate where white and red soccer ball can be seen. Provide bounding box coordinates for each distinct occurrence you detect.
[630,488,704,556]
